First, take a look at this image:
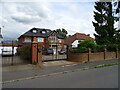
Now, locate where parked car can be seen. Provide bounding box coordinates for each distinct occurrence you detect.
[42,48,54,55]
[59,49,67,55]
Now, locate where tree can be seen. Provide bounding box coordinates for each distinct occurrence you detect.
[92,1,116,45]
[55,28,68,38]
[113,0,120,21]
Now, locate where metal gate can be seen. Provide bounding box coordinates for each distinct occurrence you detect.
[41,43,68,62]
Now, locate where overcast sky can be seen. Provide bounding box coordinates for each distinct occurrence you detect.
[0,0,118,40]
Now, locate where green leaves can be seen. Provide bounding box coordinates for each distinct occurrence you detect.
[55,28,68,38]
[93,2,115,45]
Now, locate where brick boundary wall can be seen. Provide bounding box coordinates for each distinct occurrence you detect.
[68,51,120,62]
[118,52,120,59]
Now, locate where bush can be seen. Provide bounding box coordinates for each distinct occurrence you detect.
[70,47,88,53]
[78,39,96,50]
[106,44,118,52]
[118,44,120,51]
[78,39,96,52]
[95,45,106,52]
[17,44,31,61]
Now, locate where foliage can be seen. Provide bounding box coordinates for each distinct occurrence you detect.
[95,45,106,52]
[70,39,119,53]
[32,61,37,65]
[17,44,31,61]
[70,47,88,53]
[106,44,118,52]
[115,29,120,45]
[55,28,68,38]
[113,0,120,21]
[78,39,97,52]
[92,1,116,45]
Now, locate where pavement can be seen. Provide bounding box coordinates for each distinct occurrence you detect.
[2,59,119,82]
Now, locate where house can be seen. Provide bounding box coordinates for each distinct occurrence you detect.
[65,33,94,48]
[18,27,66,54]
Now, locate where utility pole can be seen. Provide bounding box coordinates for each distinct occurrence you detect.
[11,40,14,65]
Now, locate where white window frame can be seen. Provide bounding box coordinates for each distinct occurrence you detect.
[38,37,44,42]
[58,39,61,43]
[24,37,31,42]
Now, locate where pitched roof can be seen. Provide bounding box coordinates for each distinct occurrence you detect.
[18,28,65,39]
[65,33,95,45]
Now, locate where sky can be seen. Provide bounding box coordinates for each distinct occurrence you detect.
[0,0,118,40]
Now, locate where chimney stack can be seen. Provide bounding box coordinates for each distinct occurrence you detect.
[87,34,90,36]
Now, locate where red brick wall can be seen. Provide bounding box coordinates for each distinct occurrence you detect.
[68,52,88,62]
[18,37,24,43]
[105,52,116,60]
[68,51,118,62]
[118,52,120,59]
[90,52,104,62]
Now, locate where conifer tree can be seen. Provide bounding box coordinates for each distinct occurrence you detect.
[92,1,116,45]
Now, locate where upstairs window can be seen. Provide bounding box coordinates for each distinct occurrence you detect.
[38,37,44,42]
[32,30,37,33]
[50,36,56,42]
[24,37,31,42]
[58,39,61,43]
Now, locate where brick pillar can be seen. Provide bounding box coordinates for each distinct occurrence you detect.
[104,48,107,60]
[116,48,118,59]
[88,48,91,62]
[38,47,42,63]
[32,42,38,64]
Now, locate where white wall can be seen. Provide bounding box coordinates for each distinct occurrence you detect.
[72,39,84,48]
[0,46,18,55]
[72,40,79,48]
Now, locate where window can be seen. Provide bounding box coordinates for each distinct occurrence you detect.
[42,31,46,34]
[24,37,31,42]
[50,36,56,42]
[32,30,37,33]
[58,39,61,43]
[38,37,44,42]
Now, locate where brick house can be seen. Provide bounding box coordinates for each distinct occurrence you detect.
[65,33,95,48]
[18,27,65,52]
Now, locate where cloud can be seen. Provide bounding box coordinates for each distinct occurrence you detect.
[4,2,52,24]
[2,1,96,40]
[11,13,41,24]
[0,16,8,23]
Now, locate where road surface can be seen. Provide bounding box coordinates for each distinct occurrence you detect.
[3,65,118,88]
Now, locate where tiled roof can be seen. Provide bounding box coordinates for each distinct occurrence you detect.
[18,28,65,39]
[65,33,95,45]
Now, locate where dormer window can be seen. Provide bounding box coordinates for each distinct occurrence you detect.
[32,30,37,33]
[40,30,46,34]
[42,31,46,34]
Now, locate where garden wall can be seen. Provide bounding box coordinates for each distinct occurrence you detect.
[90,52,104,62]
[118,52,120,59]
[68,51,119,62]
[68,52,88,62]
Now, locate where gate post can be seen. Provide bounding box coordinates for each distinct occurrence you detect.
[32,42,38,64]
[38,47,42,64]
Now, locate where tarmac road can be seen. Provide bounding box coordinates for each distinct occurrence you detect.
[3,65,118,88]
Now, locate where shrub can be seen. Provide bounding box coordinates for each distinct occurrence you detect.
[78,39,96,49]
[106,44,118,52]
[95,45,105,52]
[17,44,31,61]
[70,47,88,53]
[118,44,120,51]
[78,39,96,52]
